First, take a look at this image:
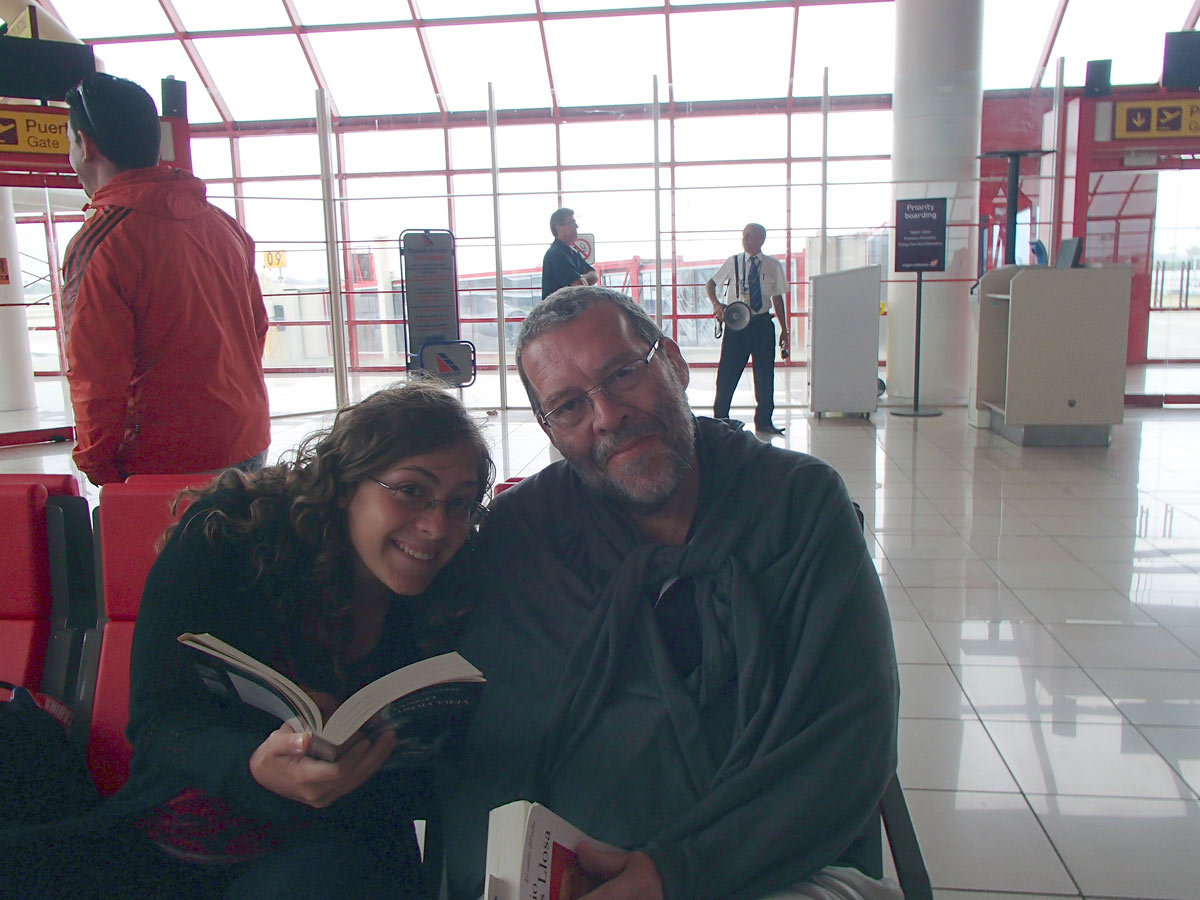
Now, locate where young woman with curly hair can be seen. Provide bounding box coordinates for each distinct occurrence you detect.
[42,381,494,899]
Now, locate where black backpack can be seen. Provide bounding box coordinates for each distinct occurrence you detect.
[0,683,100,827]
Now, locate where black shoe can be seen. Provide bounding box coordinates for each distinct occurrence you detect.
[756,424,785,435]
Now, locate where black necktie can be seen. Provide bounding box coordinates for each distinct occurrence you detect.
[748,256,762,312]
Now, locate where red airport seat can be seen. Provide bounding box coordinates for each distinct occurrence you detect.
[0,484,53,691]
[492,476,523,496]
[0,473,83,498]
[81,475,211,796]
[0,474,95,699]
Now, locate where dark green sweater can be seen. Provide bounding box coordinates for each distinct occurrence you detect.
[118,492,432,846]
[444,417,899,900]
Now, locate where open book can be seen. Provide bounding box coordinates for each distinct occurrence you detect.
[485,800,619,900]
[178,632,485,763]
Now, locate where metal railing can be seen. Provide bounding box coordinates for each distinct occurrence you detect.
[1152,259,1197,310]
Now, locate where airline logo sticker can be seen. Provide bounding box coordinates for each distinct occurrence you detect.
[433,352,461,374]
[1115,101,1200,139]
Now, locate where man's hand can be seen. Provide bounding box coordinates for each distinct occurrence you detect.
[248,722,397,808]
[712,303,726,324]
[574,843,664,900]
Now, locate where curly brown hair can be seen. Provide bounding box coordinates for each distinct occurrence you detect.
[170,379,494,659]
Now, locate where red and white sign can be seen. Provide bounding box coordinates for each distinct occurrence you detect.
[572,233,595,264]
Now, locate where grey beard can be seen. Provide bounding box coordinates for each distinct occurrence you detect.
[582,391,696,516]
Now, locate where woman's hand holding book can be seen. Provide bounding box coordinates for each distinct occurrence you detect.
[248,721,398,808]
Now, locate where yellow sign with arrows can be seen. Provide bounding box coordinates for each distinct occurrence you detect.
[0,107,70,156]
[1115,100,1200,140]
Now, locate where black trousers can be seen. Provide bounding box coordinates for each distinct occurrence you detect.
[713,313,776,428]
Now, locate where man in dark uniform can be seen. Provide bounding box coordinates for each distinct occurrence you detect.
[541,207,597,299]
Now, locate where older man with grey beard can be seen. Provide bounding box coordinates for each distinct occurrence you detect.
[443,286,900,900]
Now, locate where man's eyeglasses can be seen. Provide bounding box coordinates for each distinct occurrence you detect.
[372,479,488,528]
[537,339,659,430]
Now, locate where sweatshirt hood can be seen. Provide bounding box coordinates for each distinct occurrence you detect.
[88,166,209,221]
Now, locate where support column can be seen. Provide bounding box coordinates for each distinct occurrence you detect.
[0,188,37,412]
[887,0,983,406]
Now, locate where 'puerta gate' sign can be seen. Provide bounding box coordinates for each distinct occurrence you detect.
[894,198,947,273]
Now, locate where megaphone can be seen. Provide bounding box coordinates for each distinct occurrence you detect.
[724,300,751,331]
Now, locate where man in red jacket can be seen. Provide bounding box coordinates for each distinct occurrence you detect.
[62,73,270,485]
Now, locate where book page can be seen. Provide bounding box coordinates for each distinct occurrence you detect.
[178,632,322,732]
[226,670,308,725]
[322,651,483,746]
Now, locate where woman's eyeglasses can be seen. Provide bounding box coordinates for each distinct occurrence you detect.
[372,479,488,528]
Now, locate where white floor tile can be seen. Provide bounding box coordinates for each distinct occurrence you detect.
[1052,535,1167,562]
[947,514,1046,537]
[955,665,1124,725]
[889,558,1006,590]
[898,664,973,719]
[1012,588,1157,626]
[898,718,1020,792]
[1128,587,1200,613]
[875,534,979,560]
[1137,726,1200,797]
[983,720,1195,800]
[988,559,1113,591]
[870,513,961,536]
[1086,668,1200,727]
[1028,794,1200,900]
[883,586,925,622]
[931,892,1084,897]
[904,789,1076,895]
[965,534,1076,562]
[931,892,1079,900]
[1024,515,1137,537]
[892,620,947,664]
[1043,623,1200,671]
[926,621,1078,668]
[906,587,1036,623]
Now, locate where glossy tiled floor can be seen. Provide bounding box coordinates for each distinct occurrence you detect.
[5,372,1200,899]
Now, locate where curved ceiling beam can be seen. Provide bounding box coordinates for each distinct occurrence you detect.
[408,0,448,122]
[282,0,337,118]
[157,0,234,126]
[1031,0,1070,90]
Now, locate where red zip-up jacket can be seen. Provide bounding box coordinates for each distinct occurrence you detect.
[63,167,270,485]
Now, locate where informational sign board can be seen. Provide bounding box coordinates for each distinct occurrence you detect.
[894,198,947,273]
[262,250,287,269]
[572,232,595,264]
[0,106,69,157]
[400,229,459,357]
[1114,100,1200,139]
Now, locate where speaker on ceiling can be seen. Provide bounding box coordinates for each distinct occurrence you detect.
[1162,32,1200,91]
[1084,60,1112,97]
[161,77,187,119]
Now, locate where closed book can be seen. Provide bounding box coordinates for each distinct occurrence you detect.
[485,800,618,900]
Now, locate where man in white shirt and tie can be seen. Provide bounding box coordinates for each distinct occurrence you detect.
[706,223,790,435]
